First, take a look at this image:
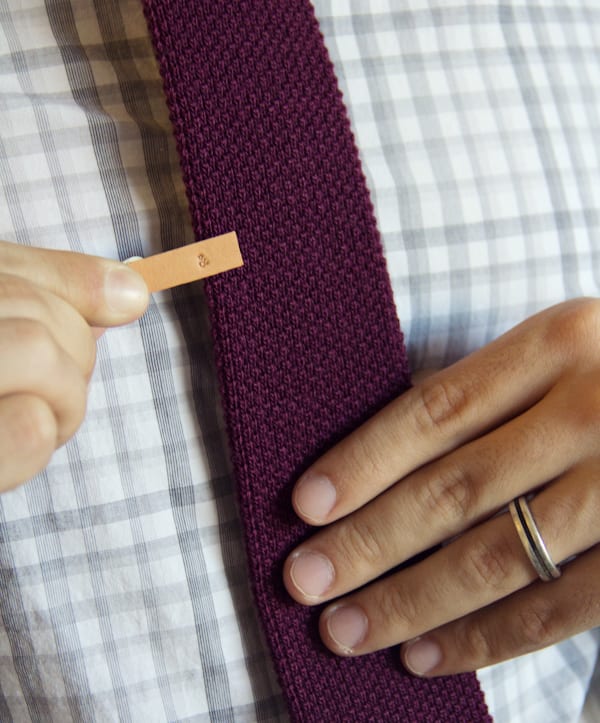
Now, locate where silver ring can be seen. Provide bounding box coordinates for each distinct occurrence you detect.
[509,495,561,582]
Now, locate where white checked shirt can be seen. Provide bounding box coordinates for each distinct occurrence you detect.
[0,1,598,721]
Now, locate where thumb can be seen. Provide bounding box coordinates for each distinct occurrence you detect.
[0,240,149,327]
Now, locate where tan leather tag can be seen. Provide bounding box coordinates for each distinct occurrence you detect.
[127,232,243,292]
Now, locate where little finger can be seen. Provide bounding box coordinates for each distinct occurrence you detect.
[400,544,600,676]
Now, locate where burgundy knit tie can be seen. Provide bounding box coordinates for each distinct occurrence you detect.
[143,2,490,720]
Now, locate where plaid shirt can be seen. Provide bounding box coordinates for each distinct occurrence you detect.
[0,1,598,720]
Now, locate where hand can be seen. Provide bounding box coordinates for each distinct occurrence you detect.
[283,298,600,676]
[0,240,148,491]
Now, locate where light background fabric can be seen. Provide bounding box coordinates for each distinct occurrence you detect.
[0,0,598,720]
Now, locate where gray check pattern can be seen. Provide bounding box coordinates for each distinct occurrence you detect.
[0,1,598,721]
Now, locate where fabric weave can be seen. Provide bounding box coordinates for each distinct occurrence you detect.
[142,1,490,721]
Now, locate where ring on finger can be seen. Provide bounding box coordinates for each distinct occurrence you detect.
[509,495,561,582]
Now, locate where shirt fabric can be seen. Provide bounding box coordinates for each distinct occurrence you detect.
[0,1,598,721]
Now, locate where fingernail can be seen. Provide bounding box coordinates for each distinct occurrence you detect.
[294,471,337,522]
[104,265,149,316]
[402,637,442,676]
[289,551,334,599]
[325,604,368,654]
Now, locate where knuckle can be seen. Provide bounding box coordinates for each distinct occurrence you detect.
[563,380,600,437]
[14,318,60,369]
[459,537,513,593]
[11,319,89,445]
[375,584,419,633]
[12,396,57,457]
[420,463,474,524]
[413,378,470,437]
[343,429,390,483]
[534,491,580,539]
[335,518,386,571]
[547,298,600,365]
[517,602,556,650]
[459,618,495,665]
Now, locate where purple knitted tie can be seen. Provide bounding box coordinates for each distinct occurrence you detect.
[143,2,491,721]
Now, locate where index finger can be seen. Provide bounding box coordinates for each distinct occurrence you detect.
[0,240,149,327]
[292,300,598,524]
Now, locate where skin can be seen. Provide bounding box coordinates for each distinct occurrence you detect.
[3,240,597,677]
[0,240,148,491]
[283,297,600,677]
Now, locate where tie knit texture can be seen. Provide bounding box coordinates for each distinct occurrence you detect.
[142,1,491,720]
